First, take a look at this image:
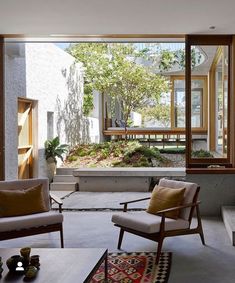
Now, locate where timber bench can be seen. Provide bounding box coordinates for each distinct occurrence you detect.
[73,167,186,192]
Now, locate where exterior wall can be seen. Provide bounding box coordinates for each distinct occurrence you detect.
[90,90,102,143]
[4,43,90,179]
[186,174,235,216]
[5,44,26,179]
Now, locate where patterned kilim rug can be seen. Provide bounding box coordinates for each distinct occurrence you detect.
[91,251,172,283]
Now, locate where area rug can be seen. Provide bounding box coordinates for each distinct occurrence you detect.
[91,251,172,283]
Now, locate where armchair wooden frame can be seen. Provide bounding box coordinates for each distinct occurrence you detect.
[114,186,205,264]
[0,193,64,248]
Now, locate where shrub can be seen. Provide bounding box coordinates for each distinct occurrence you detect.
[191,149,214,158]
[159,147,185,154]
[67,156,78,162]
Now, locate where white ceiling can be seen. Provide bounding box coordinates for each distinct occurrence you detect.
[0,0,235,36]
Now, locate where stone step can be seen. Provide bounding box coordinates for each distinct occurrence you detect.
[222,206,235,245]
[56,167,78,175]
[50,182,77,191]
[53,175,78,182]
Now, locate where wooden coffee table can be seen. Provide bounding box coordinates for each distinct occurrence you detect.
[0,248,108,283]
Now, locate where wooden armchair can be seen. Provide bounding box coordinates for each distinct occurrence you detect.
[0,178,64,248]
[112,178,205,264]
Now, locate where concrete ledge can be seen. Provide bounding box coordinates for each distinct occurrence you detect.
[222,206,235,245]
[73,167,185,177]
[73,167,185,192]
[79,176,151,192]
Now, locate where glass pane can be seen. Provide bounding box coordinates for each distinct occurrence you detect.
[190,45,228,159]
[174,79,185,127]
[174,79,204,128]
[216,57,223,155]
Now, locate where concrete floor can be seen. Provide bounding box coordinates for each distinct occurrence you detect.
[53,191,150,210]
[0,212,235,283]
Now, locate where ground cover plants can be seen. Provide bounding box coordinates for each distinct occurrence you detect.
[64,141,185,168]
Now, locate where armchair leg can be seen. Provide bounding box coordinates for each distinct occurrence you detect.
[156,237,164,265]
[117,228,124,249]
[60,225,64,248]
[196,204,205,245]
[199,230,205,245]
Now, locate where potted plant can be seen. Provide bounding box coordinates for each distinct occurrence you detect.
[44,136,68,182]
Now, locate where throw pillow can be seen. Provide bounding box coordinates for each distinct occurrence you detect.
[0,184,48,217]
[147,185,186,219]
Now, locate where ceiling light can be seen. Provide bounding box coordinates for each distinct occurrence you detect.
[209,26,216,30]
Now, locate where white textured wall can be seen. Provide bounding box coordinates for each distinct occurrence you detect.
[5,45,26,179]
[5,43,88,179]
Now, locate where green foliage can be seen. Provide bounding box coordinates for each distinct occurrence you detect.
[140,103,171,127]
[83,84,94,116]
[158,47,202,72]
[159,50,177,72]
[159,147,185,154]
[67,156,78,162]
[191,149,214,158]
[44,136,68,163]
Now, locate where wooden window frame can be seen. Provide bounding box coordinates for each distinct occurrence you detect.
[171,75,208,133]
[186,35,233,168]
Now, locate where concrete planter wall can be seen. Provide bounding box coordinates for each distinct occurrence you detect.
[186,173,235,216]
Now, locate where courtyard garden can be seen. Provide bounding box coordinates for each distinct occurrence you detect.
[63,141,186,168]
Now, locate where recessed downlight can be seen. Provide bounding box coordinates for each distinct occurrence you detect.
[209,26,216,30]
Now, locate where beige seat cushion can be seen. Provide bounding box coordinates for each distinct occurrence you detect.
[112,211,189,234]
[0,211,63,232]
[147,186,185,219]
[0,184,48,217]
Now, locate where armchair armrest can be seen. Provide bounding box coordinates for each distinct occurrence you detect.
[120,197,151,212]
[50,193,63,213]
[156,201,201,216]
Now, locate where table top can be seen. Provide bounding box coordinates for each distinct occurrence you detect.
[0,248,107,283]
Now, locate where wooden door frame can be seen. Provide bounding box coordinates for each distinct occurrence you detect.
[18,98,34,179]
[0,37,4,180]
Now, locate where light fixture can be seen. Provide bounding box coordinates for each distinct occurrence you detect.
[209,26,216,30]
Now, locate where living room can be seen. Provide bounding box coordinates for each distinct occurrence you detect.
[1,1,235,283]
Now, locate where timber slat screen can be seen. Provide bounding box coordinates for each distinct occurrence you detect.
[103,129,207,147]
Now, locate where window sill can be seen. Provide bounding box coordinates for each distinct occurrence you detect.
[186,168,235,174]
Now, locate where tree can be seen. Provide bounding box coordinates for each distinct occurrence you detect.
[67,43,170,139]
[67,43,113,116]
[108,47,169,136]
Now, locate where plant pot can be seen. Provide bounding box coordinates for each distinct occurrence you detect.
[6,255,26,272]
[47,157,56,183]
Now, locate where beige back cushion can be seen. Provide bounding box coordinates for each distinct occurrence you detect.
[147,186,186,219]
[0,178,50,211]
[0,184,48,217]
[159,178,198,220]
